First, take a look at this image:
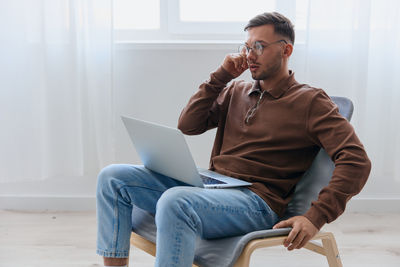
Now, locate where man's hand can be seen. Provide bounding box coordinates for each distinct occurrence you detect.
[221,52,248,78]
[273,216,319,251]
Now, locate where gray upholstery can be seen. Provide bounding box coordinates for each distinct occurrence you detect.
[131,96,354,267]
[282,96,353,219]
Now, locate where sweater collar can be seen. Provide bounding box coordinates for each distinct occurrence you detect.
[248,70,297,99]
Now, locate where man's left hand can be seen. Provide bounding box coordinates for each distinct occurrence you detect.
[273,216,318,251]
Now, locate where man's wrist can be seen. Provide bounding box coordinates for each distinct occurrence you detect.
[211,66,235,85]
[303,208,327,230]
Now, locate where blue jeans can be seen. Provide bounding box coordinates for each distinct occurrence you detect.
[96,164,279,267]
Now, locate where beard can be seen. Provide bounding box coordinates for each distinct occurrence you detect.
[250,53,282,81]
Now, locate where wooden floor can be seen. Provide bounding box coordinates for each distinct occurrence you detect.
[0,210,399,267]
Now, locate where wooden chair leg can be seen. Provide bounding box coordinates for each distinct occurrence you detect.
[321,232,343,267]
[131,231,341,267]
[234,232,342,267]
[233,235,287,267]
[130,232,200,267]
[131,232,157,257]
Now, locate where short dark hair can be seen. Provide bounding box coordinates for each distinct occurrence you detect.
[244,12,295,44]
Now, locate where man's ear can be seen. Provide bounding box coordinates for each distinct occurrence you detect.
[283,43,293,58]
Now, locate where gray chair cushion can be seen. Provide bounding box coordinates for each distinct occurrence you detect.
[132,205,291,267]
[131,96,353,267]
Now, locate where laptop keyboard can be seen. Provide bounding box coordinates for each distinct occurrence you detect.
[200,174,226,185]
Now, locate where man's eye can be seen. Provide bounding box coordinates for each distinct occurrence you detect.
[255,43,263,50]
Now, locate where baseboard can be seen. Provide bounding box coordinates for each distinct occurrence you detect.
[1,195,400,212]
[0,195,96,211]
[346,197,400,213]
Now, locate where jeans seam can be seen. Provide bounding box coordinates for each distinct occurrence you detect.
[109,183,168,255]
[112,190,119,251]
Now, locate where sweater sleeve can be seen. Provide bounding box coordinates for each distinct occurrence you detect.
[177,66,234,135]
[303,90,371,229]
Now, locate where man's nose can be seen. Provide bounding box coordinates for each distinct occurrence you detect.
[246,49,257,62]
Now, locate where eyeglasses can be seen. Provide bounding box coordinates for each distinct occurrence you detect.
[238,40,287,56]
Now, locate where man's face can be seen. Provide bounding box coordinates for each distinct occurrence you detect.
[245,25,286,81]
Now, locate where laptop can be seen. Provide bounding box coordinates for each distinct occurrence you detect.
[121,116,251,189]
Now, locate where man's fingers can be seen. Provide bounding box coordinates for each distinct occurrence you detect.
[241,55,248,69]
[273,220,288,229]
[297,235,310,249]
[230,54,245,69]
[284,227,299,247]
[288,231,306,250]
[232,56,239,69]
[274,216,318,251]
[236,55,244,69]
[222,53,248,77]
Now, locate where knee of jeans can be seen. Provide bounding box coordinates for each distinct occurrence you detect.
[96,164,123,194]
[155,187,193,217]
[155,187,203,233]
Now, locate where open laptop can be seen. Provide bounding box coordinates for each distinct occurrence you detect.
[121,116,251,189]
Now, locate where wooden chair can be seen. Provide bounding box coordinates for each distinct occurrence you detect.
[130,96,352,267]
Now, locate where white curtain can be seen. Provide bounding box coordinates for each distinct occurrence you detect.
[297,0,400,194]
[0,0,114,182]
[0,0,399,194]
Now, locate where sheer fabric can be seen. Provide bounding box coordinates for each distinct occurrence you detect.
[0,0,114,182]
[0,0,399,192]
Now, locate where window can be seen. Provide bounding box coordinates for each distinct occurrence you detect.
[113,0,160,30]
[179,0,275,22]
[113,0,309,42]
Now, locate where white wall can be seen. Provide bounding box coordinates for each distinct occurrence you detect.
[1,43,399,212]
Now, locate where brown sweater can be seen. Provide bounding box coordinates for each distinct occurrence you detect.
[177,66,371,229]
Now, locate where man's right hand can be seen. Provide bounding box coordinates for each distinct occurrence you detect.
[221,52,249,78]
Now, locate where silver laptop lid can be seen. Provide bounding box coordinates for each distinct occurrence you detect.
[121,116,204,188]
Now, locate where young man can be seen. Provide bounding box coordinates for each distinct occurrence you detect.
[96,12,371,267]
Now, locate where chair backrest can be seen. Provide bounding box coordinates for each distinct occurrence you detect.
[131,96,354,267]
[281,96,354,220]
